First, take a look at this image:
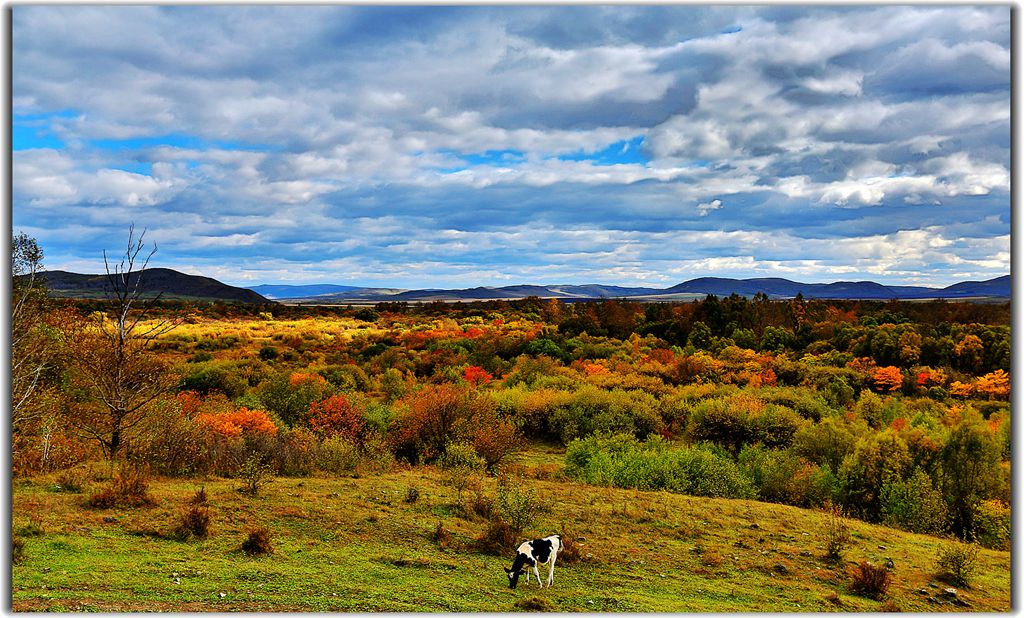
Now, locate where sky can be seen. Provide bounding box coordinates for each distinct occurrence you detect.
[11,5,1011,289]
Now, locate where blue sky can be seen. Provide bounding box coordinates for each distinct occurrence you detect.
[12,6,1010,288]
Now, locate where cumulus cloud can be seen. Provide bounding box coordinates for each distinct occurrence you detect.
[11,5,1010,287]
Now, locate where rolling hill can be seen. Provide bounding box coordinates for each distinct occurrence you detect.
[35,268,269,303]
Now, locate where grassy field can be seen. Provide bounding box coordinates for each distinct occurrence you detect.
[11,447,1009,612]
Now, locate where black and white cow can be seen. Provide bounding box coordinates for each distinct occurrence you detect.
[504,534,561,589]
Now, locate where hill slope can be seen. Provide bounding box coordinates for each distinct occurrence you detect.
[11,451,1009,611]
[37,268,269,303]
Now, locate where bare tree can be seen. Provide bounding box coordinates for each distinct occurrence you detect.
[72,225,180,460]
[11,232,49,430]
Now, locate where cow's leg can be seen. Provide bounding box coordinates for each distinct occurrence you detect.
[533,564,543,587]
[547,555,557,587]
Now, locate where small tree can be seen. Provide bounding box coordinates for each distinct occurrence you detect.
[70,226,179,460]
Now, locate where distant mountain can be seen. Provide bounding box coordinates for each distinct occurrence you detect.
[938,275,1012,298]
[280,275,1010,303]
[248,284,362,300]
[36,268,269,303]
[659,277,1009,300]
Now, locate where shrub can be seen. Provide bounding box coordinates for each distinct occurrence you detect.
[475,516,518,555]
[838,430,910,522]
[514,596,555,612]
[972,499,1010,550]
[126,394,215,477]
[792,417,857,473]
[390,384,491,463]
[440,442,484,506]
[556,525,584,565]
[55,468,87,493]
[564,433,754,499]
[937,541,979,586]
[316,436,360,475]
[850,561,890,599]
[879,469,947,534]
[258,345,279,361]
[823,503,851,563]
[318,364,372,392]
[439,441,485,470]
[940,418,1005,540]
[191,486,208,505]
[463,365,493,386]
[739,446,823,507]
[175,505,211,540]
[257,372,336,427]
[496,475,545,536]
[872,366,903,392]
[274,428,318,477]
[198,407,278,439]
[404,486,420,504]
[86,467,153,509]
[238,453,274,495]
[432,521,452,549]
[12,535,25,564]
[241,526,273,555]
[307,394,365,443]
[470,411,521,471]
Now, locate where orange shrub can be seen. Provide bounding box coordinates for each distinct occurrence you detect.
[198,407,278,438]
[974,370,1010,400]
[949,381,974,398]
[176,391,204,419]
[289,372,328,388]
[308,394,365,442]
[872,366,902,392]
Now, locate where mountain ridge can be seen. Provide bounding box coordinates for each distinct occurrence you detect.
[259,275,1010,302]
[31,269,1010,303]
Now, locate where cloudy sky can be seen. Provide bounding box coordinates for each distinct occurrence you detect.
[12,5,1011,288]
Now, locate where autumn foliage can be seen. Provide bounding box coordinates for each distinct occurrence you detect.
[463,365,493,386]
[197,407,278,438]
[872,366,903,392]
[307,394,365,442]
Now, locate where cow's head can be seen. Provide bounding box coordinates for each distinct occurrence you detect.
[503,566,525,589]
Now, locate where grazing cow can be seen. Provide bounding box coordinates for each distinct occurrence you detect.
[504,534,561,589]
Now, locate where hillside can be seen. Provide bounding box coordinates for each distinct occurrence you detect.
[11,448,1010,612]
[36,269,269,304]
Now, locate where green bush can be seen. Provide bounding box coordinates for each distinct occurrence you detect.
[739,445,831,507]
[838,429,910,522]
[792,417,857,472]
[937,541,979,586]
[879,469,947,534]
[548,386,661,445]
[317,436,361,474]
[257,372,336,427]
[179,361,250,398]
[319,364,372,392]
[972,499,1010,550]
[756,388,829,422]
[564,433,754,499]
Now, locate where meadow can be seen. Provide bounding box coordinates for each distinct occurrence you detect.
[11,293,1012,611]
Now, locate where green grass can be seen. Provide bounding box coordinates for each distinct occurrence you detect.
[12,450,1010,612]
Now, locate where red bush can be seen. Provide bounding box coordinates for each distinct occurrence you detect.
[463,365,493,386]
[308,394,365,442]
